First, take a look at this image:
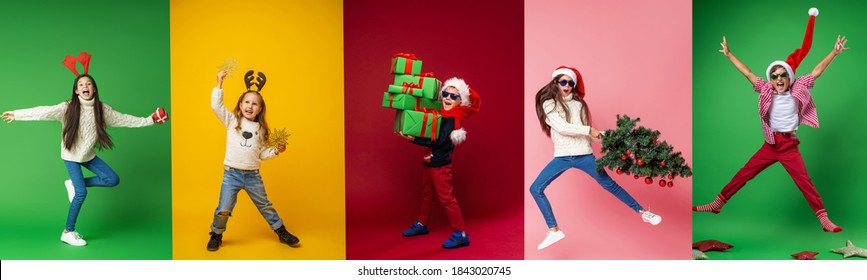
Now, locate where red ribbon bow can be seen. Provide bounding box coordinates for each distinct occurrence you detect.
[419,108,439,141]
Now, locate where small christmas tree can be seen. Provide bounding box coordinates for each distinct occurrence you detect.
[596,115,692,187]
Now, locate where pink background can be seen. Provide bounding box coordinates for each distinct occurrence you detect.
[344,0,524,259]
[524,0,693,259]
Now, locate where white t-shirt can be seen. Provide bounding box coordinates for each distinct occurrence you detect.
[770,91,799,132]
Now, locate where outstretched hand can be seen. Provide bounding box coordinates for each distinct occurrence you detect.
[1,111,14,123]
[719,36,730,56]
[398,131,415,141]
[834,35,850,55]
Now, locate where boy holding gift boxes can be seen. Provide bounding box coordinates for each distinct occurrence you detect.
[397,77,481,249]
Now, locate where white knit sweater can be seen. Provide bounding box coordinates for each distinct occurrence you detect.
[212,88,278,170]
[543,93,599,157]
[14,96,154,162]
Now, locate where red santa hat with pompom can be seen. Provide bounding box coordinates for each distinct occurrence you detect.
[440,77,480,145]
[551,66,585,98]
[766,8,818,82]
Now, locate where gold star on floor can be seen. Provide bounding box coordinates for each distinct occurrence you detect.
[831,240,867,258]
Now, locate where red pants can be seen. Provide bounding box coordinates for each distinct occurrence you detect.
[720,132,825,212]
[418,164,466,232]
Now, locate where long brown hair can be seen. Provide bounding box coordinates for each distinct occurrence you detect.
[62,74,113,150]
[233,91,270,143]
[534,74,592,137]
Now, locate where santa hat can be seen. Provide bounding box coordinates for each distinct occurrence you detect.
[551,66,585,98]
[441,77,471,106]
[766,8,818,82]
[439,77,481,145]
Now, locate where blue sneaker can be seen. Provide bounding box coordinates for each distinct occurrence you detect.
[441,231,469,249]
[402,221,428,237]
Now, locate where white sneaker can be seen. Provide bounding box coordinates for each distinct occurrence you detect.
[537,230,565,250]
[60,231,87,246]
[64,180,75,202]
[641,210,662,226]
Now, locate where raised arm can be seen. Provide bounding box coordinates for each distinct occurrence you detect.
[811,35,849,79]
[720,36,758,86]
[212,70,233,126]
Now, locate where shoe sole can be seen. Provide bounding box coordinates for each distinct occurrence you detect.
[402,232,429,237]
[61,240,86,246]
[442,241,469,249]
[281,238,301,247]
[537,235,565,250]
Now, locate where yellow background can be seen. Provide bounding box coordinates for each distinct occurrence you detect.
[171,0,345,259]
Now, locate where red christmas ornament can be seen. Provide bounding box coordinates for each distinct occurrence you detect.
[616,169,623,175]
[652,139,657,144]
[661,160,666,167]
[667,174,675,180]
[637,159,644,166]
[634,175,640,180]
[659,180,667,187]
[693,240,734,252]
[621,154,628,161]
[626,150,632,156]
[644,177,653,184]
[667,181,674,187]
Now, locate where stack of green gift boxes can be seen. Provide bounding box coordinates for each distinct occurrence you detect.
[382,53,444,140]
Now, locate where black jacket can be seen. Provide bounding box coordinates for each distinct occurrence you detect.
[411,116,455,167]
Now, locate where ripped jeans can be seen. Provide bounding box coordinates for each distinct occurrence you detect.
[210,166,283,234]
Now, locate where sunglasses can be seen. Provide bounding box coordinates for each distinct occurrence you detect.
[770,72,789,80]
[442,91,461,100]
[558,80,576,87]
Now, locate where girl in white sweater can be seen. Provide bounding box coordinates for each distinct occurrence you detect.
[1,53,168,246]
[205,70,299,252]
[529,66,660,250]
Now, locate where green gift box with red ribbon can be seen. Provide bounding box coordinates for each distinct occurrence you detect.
[394,109,442,140]
[393,73,442,101]
[390,53,423,75]
[382,92,442,111]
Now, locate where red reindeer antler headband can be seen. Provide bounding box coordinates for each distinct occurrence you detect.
[61,52,92,76]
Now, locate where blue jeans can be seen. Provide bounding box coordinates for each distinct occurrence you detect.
[529,155,643,228]
[63,156,120,231]
[211,166,283,234]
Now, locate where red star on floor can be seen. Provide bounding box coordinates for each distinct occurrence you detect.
[791,251,819,260]
[692,240,734,252]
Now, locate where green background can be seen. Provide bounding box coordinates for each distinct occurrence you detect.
[693,0,867,260]
[0,0,171,259]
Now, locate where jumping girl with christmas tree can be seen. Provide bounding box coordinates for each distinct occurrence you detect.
[0,52,169,246]
[397,77,480,249]
[205,70,299,251]
[693,8,848,233]
[529,66,661,250]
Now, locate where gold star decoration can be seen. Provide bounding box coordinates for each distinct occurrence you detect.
[218,57,239,77]
[268,127,290,147]
[831,240,867,258]
[693,249,708,260]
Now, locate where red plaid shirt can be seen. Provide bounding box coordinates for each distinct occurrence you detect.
[754,74,818,144]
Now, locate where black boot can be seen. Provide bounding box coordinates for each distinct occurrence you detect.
[207,232,223,251]
[275,225,300,246]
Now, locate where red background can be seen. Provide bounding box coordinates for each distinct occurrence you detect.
[344,0,524,260]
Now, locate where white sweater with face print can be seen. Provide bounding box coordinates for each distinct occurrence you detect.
[211,88,278,170]
[13,95,154,162]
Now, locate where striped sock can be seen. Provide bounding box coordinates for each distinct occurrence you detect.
[816,209,842,233]
[692,195,727,214]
